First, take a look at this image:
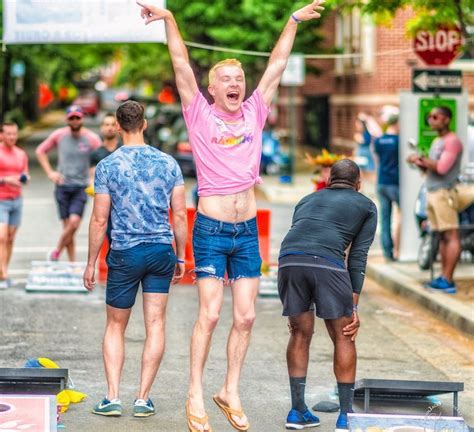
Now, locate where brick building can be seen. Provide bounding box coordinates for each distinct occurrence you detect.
[281,8,474,154]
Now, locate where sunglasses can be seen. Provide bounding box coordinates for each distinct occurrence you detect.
[428,113,444,121]
[68,116,82,121]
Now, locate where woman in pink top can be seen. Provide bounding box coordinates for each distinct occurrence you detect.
[138,1,325,430]
[0,122,29,289]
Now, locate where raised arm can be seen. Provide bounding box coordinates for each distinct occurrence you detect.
[137,1,198,107]
[257,0,324,107]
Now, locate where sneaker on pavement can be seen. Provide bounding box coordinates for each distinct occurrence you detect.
[425,276,457,294]
[335,413,349,432]
[92,398,122,416]
[0,280,8,290]
[133,398,155,417]
[286,408,320,430]
[47,249,60,262]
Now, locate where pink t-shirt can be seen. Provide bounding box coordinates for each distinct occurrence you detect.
[0,144,29,200]
[183,89,270,196]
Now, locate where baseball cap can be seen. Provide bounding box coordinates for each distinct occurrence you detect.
[66,105,84,119]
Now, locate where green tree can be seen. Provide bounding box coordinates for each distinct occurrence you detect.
[1,1,328,120]
[328,0,473,57]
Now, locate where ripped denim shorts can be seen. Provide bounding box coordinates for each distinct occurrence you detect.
[192,212,262,281]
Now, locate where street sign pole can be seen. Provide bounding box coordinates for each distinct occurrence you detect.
[281,54,305,184]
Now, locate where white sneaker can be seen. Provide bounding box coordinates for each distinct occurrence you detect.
[0,280,8,290]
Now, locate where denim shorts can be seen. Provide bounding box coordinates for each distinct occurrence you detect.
[106,242,177,309]
[0,198,23,226]
[192,213,262,281]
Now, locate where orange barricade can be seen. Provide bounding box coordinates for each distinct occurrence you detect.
[98,237,109,282]
[97,208,271,285]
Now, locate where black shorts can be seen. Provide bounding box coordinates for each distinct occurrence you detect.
[55,186,87,220]
[278,255,353,319]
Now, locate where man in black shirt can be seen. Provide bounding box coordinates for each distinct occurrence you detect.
[278,159,377,431]
[90,113,121,172]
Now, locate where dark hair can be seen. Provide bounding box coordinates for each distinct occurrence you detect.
[116,101,144,132]
[435,106,452,120]
[329,159,360,186]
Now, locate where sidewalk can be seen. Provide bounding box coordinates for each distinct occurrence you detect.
[257,175,474,336]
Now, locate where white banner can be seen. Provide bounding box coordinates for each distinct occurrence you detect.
[3,0,166,44]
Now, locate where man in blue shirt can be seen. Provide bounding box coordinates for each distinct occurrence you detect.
[83,100,187,418]
[374,115,399,261]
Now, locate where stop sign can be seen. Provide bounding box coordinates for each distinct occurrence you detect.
[414,26,463,66]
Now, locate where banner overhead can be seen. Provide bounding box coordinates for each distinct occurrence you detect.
[3,0,166,44]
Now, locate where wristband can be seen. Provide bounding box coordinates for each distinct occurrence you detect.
[177,259,185,264]
[352,304,358,312]
[291,14,302,24]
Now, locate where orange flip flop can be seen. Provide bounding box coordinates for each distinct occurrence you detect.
[213,395,250,431]
[186,400,213,432]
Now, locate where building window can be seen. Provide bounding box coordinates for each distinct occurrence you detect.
[335,10,375,75]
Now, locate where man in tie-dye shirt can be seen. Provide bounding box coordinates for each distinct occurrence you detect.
[138,1,325,430]
[83,101,187,418]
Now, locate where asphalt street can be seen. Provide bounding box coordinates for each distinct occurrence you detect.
[1,161,473,431]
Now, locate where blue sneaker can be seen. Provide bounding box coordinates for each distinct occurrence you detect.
[92,397,122,416]
[133,398,155,417]
[425,276,457,294]
[286,408,320,429]
[335,413,348,431]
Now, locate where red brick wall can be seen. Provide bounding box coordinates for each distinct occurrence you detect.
[296,9,474,151]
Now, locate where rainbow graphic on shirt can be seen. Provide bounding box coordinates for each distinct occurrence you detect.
[211,134,254,147]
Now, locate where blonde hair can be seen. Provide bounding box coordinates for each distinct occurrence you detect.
[208,59,243,85]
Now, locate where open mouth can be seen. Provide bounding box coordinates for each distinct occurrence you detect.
[227,91,240,102]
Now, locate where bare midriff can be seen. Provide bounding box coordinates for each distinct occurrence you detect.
[197,186,257,223]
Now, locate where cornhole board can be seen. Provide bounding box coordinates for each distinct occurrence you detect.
[354,379,464,415]
[0,368,68,394]
[25,261,88,293]
[348,413,468,432]
[0,395,57,431]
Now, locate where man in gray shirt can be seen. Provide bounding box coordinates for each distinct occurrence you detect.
[36,105,101,261]
[278,159,377,431]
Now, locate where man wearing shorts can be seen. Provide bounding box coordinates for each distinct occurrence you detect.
[0,122,29,289]
[278,160,377,431]
[407,106,474,293]
[36,105,101,261]
[83,100,187,418]
[138,1,325,430]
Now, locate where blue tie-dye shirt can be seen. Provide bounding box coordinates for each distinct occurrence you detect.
[94,145,184,250]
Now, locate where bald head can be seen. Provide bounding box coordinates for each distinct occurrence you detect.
[328,159,360,189]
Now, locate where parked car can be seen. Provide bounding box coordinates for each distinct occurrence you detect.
[72,90,100,117]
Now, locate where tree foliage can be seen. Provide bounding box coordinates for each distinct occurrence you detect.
[1,1,327,119]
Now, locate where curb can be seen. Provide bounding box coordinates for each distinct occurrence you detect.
[366,262,474,336]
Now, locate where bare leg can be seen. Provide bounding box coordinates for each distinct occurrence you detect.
[324,316,357,382]
[287,311,314,377]
[137,293,168,400]
[440,229,461,282]
[103,305,132,400]
[0,224,8,280]
[188,277,224,431]
[216,277,259,428]
[57,215,82,261]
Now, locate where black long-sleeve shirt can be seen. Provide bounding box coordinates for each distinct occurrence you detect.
[279,187,377,294]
